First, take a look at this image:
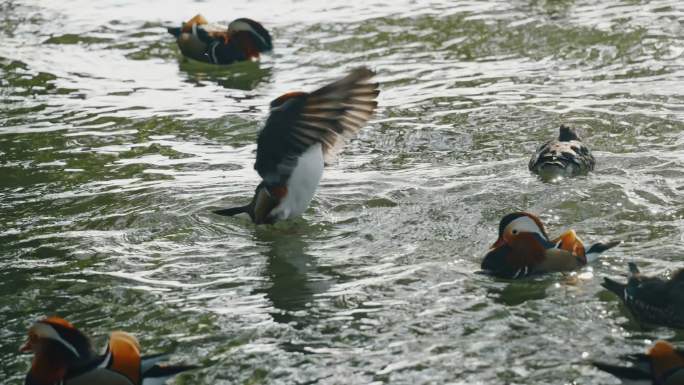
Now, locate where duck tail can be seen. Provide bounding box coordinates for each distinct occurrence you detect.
[601,277,626,298]
[592,361,650,381]
[213,205,250,217]
[558,124,581,141]
[141,362,199,385]
[585,240,621,263]
[140,353,170,373]
[167,27,182,37]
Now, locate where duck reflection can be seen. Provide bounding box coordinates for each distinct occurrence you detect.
[253,224,333,328]
[178,59,271,91]
[485,277,554,306]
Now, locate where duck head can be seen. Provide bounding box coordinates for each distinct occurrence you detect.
[213,182,284,225]
[20,316,94,385]
[251,183,285,224]
[491,212,552,252]
[557,124,581,142]
[228,18,273,52]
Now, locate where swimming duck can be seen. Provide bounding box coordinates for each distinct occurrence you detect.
[528,124,595,180]
[602,262,684,329]
[167,14,272,64]
[481,212,620,278]
[593,340,684,385]
[20,316,196,385]
[213,67,379,224]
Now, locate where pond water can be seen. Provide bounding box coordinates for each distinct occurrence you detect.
[1,0,683,384]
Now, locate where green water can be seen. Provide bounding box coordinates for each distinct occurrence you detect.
[1,0,684,384]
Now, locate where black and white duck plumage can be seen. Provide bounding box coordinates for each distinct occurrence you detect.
[214,67,380,224]
[602,262,684,329]
[529,124,595,180]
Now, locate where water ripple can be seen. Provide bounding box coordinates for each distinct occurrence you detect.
[2,0,684,384]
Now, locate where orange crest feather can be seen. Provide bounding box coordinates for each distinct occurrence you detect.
[181,14,209,32]
[271,92,307,109]
[42,316,76,330]
[552,229,586,257]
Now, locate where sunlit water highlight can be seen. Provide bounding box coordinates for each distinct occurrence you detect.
[1,0,684,383]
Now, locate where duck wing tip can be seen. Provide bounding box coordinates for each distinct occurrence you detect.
[142,363,200,383]
[587,240,621,257]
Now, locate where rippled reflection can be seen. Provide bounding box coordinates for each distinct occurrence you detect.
[253,226,334,327]
[2,0,684,383]
[178,60,272,91]
[490,278,554,306]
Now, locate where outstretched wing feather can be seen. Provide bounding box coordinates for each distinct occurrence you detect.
[255,68,379,184]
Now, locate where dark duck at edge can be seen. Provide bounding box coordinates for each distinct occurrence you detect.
[593,340,684,385]
[602,262,684,329]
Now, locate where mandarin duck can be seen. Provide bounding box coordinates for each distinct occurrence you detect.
[529,124,595,180]
[20,316,196,385]
[213,67,379,224]
[602,262,684,329]
[481,212,620,278]
[167,14,272,64]
[594,340,684,385]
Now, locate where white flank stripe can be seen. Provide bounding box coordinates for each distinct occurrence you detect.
[98,350,112,368]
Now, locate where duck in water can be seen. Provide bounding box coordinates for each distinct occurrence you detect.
[20,316,196,385]
[167,14,272,64]
[528,124,595,181]
[481,212,619,279]
[214,67,379,224]
[602,262,684,329]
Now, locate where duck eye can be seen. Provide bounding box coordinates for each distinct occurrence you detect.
[512,229,518,235]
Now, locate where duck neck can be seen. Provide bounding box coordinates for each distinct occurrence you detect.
[28,356,67,385]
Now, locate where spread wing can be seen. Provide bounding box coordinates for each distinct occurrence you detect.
[254,67,379,185]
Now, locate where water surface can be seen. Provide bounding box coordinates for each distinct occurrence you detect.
[1,0,684,383]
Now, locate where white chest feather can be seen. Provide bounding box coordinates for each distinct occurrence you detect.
[271,144,324,220]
